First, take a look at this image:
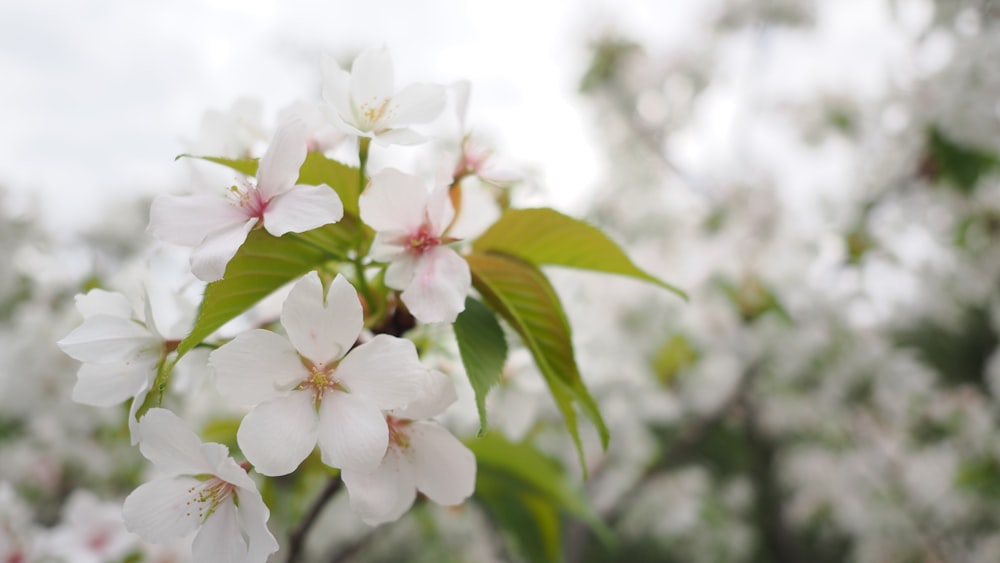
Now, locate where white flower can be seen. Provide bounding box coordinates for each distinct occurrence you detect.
[57,289,162,440]
[210,272,426,476]
[122,408,278,563]
[341,369,476,526]
[42,490,137,563]
[359,168,471,323]
[321,46,446,146]
[194,97,266,159]
[149,119,344,282]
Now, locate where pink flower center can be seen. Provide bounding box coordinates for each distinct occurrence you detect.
[407,224,440,256]
[297,362,346,404]
[229,180,270,221]
[186,477,237,522]
[387,416,412,449]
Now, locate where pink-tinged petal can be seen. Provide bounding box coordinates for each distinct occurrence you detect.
[407,421,476,506]
[262,184,344,237]
[149,194,247,247]
[372,127,427,146]
[281,273,362,366]
[384,253,418,290]
[400,247,471,324]
[256,120,308,199]
[359,168,428,232]
[210,329,305,407]
[75,289,133,320]
[58,315,156,364]
[236,391,319,477]
[122,477,204,542]
[391,83,446,126]
[317,391,388,472]
[192,501,246,563]
[72,361,153,407]
[351,47,395,117]
[235,486,279,563]
[368,231,409,264]
[341,450,417,526]
[425,182,455,236]
[390,369,457,421]
[336,334,426,410]
[136,408,216,476]
[190,218,257,282]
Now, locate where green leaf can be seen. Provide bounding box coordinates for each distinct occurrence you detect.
[467,253,608,473]
[473,207,686,299]
[925,127,1000,194]
[175,152,361,216]
[297,151,362,216]
[453,297,509,435]
[471,433,614,562]
[175,219,356,357]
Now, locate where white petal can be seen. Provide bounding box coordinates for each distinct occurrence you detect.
[237,391,319,477]
[359,168,428,232]
[384,253,418,290]
[75,289,133,320]
[400,247,471,324]
[351,47,395,117]
[137,408,215,476]
[336,334,425,410]
[281,273,362,366]
[425,182,455,236]
[390,83,446,126]
[321,102,366,137]
[407,421,476,506]
[210,329,305,407]
[390,369,457,421]
[341,450,416,526]
[262,184,343,237]
[58,315,156,364]
[317,391,388,472]
[235,485,279,563]
[372,127,427,146]
[321,56,354,120]
[128,384,151,446]
[256,120,308,199]
[122,477,204,542]
[192,501,246,563]
[72,361,152,407]
[368,232,409,264]
[149,194,247,247]
[190,218,257,282]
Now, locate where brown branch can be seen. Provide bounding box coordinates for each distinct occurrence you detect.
[285,475,343,563]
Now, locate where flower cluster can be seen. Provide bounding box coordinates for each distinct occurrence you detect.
[56,46,493,561]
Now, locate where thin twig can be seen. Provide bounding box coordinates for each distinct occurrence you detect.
[286,475,343,563]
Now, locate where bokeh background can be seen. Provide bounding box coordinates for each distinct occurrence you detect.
[3,0,1000,561]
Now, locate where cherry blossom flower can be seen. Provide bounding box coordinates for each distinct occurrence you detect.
[57,289,163,439]
[122,408,278,563]
[359,168,471,323]
[149,119,344,282]
[321,46,446,146]
[42,490,137,563]
[210,271,426,476]
[341,369,476,526]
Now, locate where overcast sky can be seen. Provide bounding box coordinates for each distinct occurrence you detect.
[0,0,662,232]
